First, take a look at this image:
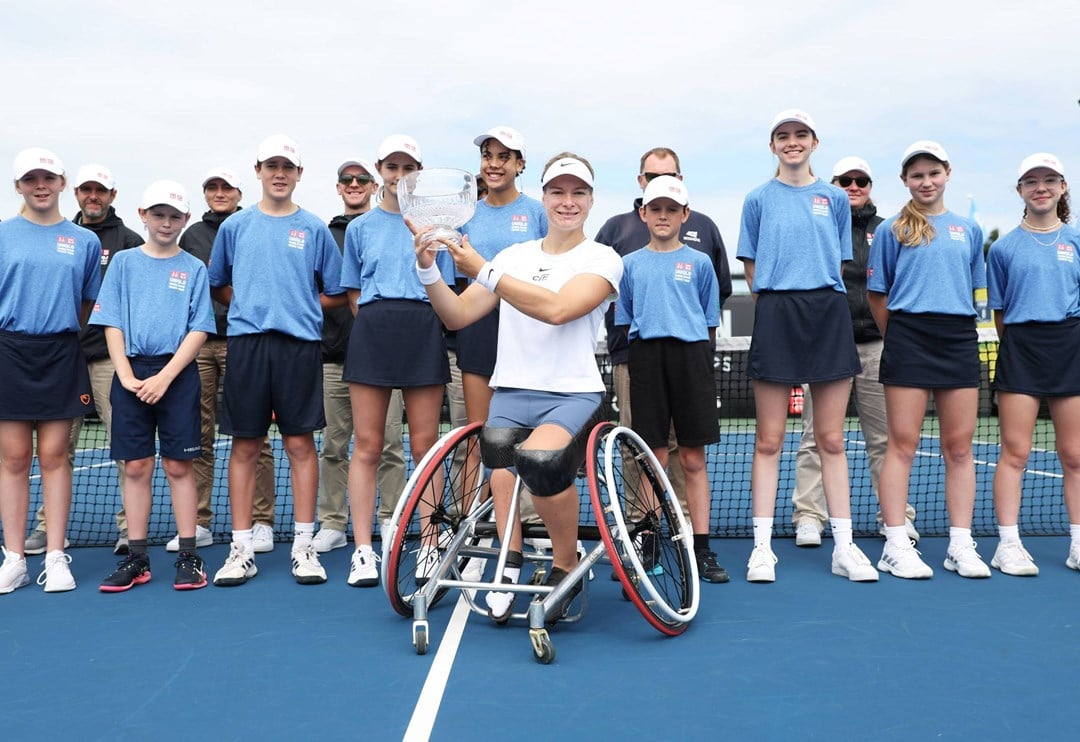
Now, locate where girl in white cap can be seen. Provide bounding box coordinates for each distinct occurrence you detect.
[340,135,454,588]
[868,141,989,579]
[987,153,1080,576]
[412,152,622,622]
[0,148,101,593]
[736,110,877,583]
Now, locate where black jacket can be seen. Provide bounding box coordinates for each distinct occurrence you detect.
[179,208,239,337]
[596,198,733,365]
[74,207,142,361]
[323,213,360,363]
[845,203,883,343]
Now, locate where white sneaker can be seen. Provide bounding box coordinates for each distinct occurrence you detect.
[36,551,76,593]
[379,519,393,543]
[251,523,274,553]
[291,544,328,584]
[944,540,991,578]
[485,582,516,624]
[214,542,258,586]
[1068,544,1080,571]
[415,545,440,586]
[795,520,822,547]
[348,547,380,587]
[878,539,933,579]
[831,543,879,582]
[0,547,30,594]
[312,528,348,553]
[24,530,69,556]
[165,525,214,553]
[746,545,777,583]
[878,518,921,544]
[990,541,1039,576]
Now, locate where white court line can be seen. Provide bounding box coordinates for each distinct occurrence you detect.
[403,594,472,742]
[29,460,116,480]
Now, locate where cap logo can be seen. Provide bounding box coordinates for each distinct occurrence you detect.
[404,143,417,153]
[40,157,55,165]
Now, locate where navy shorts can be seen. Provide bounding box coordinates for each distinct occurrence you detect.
[0,329,93,421]
[455,306,499,376]
[629,338,719,449]
[880,312,979,389]
[748,289,861,383]
[222,332,325,437]
[110,356,202,461]
[995,318,1080,397]
[343,300,450,387]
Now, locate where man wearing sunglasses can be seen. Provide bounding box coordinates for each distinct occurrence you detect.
[596,147,732,580]
[791,156,919,547]
[312,159,406,553]
[171,168,278,555]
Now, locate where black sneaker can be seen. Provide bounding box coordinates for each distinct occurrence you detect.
[544,566,584,625]
[696,548,730,584]
[174,552,208,591]
[99,553,151,592]
[640,532,663,575]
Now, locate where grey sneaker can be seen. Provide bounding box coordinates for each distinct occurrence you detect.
[114,530,129,556]
[25,530,69,556]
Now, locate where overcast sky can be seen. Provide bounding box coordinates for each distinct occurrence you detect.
[4,1,1077,274]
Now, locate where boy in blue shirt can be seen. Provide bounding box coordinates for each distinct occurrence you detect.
[91,181,215,591]
[615,176,728,583]
[209,135,347,586]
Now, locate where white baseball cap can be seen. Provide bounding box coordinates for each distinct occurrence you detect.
[1017,152,1065,180]
[473,126,526,158]
[201,167,242,190]
[901,140,950,168]
[140,179,190,214]
[337,157,381,183]
[377,134,422,164]
[13,147,64,180]
[256,134,302,166]
[541,157,594,188]
[74,163,116,190]
[642,175,689,206]
[770,108,817,135]
[831,156,873,180]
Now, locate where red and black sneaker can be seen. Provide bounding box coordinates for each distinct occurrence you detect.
[99,553,151,593]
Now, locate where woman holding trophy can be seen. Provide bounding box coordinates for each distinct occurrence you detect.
[410,152,622,622]
[340,134,455,588]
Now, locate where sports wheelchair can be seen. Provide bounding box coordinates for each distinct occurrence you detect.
[381,420,700,664]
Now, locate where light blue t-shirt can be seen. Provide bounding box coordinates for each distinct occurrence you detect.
[90,247,216,356]
[0,216,101,334]
[616,245,719,343]
[460,193,548,275]
[208,206,344,341]
[868,211,986,316]
[987,224,1080,324]
[340,207,454,307]
[736,178,852,293]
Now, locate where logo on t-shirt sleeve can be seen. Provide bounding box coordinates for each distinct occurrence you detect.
[948,225,966,241]
[1058,243,1075,263]
[56,235,75,255]
[288,229,306,250]
[812,196,829,217]
[511,214,529,233]
[674,261,693,283]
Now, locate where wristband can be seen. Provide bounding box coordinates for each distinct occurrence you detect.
[415,261,442,286]
[476,262,505,293]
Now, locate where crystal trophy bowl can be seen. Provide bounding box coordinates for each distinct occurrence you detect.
[398,168,477,250]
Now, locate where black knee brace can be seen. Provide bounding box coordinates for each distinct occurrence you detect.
[514,445,580,498]
[479,426,531,470]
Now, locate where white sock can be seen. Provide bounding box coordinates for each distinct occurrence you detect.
[997,524,1020,544]
[949,527,973,552]
[233,529,253,550]
[752,517,773,548]
[884,525,910,548]
[293,521,315,550]
[829,518,853,548]
[1070,524,1080,549]
[501,566,521,585]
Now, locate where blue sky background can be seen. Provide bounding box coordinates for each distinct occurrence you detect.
[3,1,1077,276]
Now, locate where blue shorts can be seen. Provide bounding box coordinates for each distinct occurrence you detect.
[486,388,603,438]
[222,332,325,437]
[110,356,202,461]
[0,329,93,421]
